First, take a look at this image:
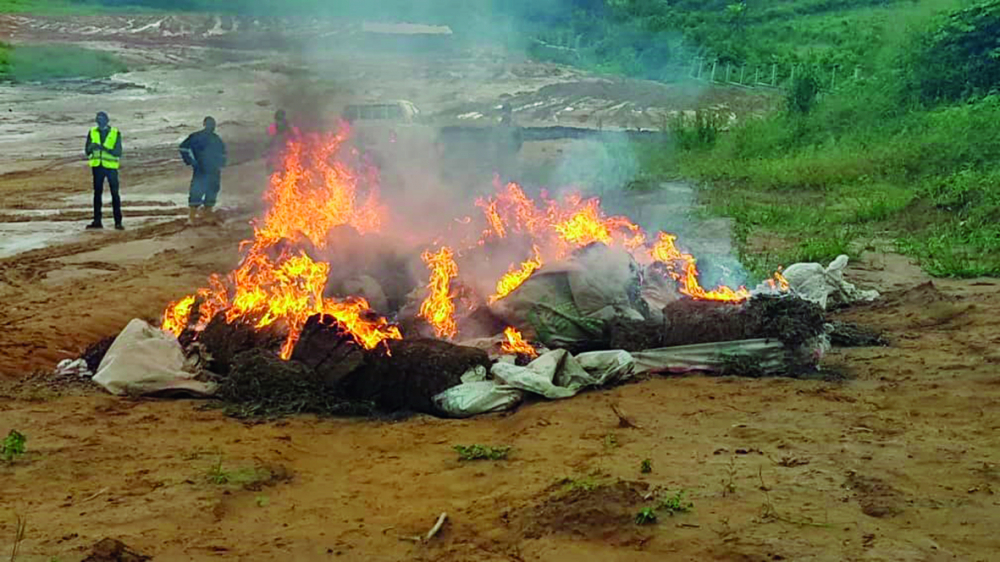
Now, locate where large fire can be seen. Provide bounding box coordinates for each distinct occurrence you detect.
[160,128,401,358]
[161,128,786,356]
[473,182,773,305]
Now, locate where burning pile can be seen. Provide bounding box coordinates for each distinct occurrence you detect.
[149,127,819,418]
[162,126,401,359]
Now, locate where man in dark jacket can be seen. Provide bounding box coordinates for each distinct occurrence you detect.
[85,111,124,230]
[179,116,227,226]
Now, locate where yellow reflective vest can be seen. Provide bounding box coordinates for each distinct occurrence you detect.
[88,127,120,169]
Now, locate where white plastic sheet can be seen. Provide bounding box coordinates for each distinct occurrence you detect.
[772,255,879,310]
[434,348,637,417]
[93,319,216,397]
[433,381,524,418]
[54,358,92,378]
[433,338,823,418]
[631,339,788,375]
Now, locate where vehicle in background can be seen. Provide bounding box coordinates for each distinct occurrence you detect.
[340,99,523,191]
[341,101,430,160]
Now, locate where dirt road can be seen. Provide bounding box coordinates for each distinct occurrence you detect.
[1,13,999,562]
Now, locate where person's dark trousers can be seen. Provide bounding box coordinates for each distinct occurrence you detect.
[189,168,222,207]
[92,167,122,226]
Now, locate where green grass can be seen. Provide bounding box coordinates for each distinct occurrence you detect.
[634,507,657,525]
[657,490,694,515]
[559,477,600,493]
[634,67,1000,278]
[0,0,121,14]
[525,0,977,82]
[453,444,510,461]
[2,429,27,463]
[635,491,694,525]
[205,457,273,487]
[1,44,128,82]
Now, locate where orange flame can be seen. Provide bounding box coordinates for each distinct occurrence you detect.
[255,129,383,248]
[490,245,543,304]
[160,131,400,357]
[478,183,647,301]
[419,246,459,339]
[650,232,750,303]
[161,295,196,337]
[501,326,538,358]
[551,196,645,252]
[767,269,790,292]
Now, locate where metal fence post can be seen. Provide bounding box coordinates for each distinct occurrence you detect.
[740,65,745,84]
[711,61,717,82]
[854,65,861,80]
[754,67,760,85]
[790,64,796,85]
[772,63,777,86]
[831,66,837,90]
[726,63,731,83]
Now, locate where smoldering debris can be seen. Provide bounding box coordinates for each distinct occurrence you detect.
[610,295,826,352]
[827,321,886,347]
[290,314,367,389]
[82,335,116,373]
[198,314,285,375]
[211,313,491,419]
[341,338,491,415]
[219,348,376,419]
[81,538,151,562]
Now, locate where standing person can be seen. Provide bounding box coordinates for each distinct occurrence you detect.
[85,111,124,230]
[266,109,300,173]
[493,103,522,183]
[179,116,227,226]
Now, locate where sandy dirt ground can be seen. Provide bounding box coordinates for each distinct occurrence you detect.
[1,13,999,562]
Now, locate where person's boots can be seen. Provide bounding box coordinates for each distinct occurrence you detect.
[187,206,199,227]
[85,222,103,230]
[203,206,221,226]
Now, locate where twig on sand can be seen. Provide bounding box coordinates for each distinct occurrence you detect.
[611,403,642,429]
[426,512,448,542]
[10,513,26,562]
[82,487,110,503]
[397,512,449,544]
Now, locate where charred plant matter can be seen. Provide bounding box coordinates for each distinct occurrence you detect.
[216,349,375,419]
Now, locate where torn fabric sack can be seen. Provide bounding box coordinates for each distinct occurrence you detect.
[766,255,879,310]
[93,319,216,397]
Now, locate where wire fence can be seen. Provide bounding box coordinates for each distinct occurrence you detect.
[528,36,863,92]
[687,57,863,91]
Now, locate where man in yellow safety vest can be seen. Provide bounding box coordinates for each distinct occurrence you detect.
[85,111,124,230]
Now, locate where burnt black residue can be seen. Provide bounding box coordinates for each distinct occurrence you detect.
[82,336,116,373]
[828,321,887,347]
[341,338,491,415]
[742,293,826,346]
[217,348,375,420]
[609,294,826,352]
[197,314,284,375]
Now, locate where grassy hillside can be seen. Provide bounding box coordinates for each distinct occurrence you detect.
[527,0,980,80]
[650,0,1000,278]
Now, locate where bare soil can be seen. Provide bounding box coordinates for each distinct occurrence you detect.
[1,14,999,562]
